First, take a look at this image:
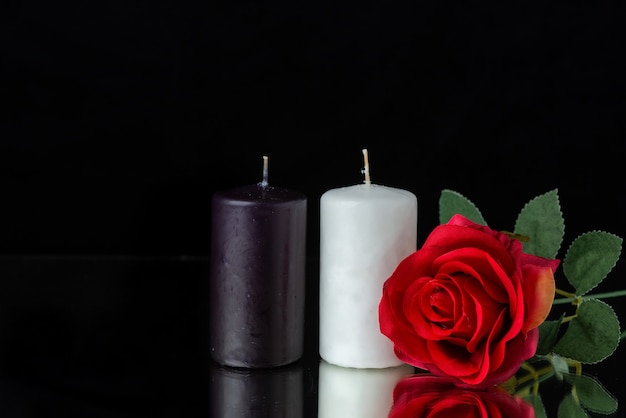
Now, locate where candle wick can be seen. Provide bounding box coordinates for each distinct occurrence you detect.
[260,155,269,187]
[361,148,371,185]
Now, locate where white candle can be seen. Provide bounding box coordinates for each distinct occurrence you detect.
[318,359,414,418]
[319,149,418,368]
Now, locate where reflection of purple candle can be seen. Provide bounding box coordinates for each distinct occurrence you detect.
[209,361,304,417]
[209,156,307,368]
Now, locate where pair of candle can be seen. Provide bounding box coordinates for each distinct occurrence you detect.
[209,150,418,369]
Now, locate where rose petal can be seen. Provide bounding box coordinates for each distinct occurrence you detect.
[521,265,556,332]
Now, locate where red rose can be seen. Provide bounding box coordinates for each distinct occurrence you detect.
[379,214,559,387]
[389,374,535,418]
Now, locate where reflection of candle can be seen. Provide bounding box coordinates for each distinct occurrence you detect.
[210,361,303,418]
[318,359,414,418]
[319,149,417,368]
[209,156,307,368]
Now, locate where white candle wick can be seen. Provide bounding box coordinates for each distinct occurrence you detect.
[361,148,371,185]
[261,155,269,187]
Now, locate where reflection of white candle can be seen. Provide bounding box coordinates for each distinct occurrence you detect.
[318,360,414,418]
[319,149,418,368]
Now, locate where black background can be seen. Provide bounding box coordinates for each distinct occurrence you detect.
[3,1,626,258]
[2,2,626,416]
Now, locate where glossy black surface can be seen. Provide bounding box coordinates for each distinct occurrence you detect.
[0,255,624,417]
[0,255,319,417]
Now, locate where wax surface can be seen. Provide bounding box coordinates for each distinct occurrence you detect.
[209,183,307,368]
[319,183,417,368]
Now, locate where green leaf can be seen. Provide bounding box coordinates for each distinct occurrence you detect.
[558,393,589,418]
[536,315,564,355]
[523,393,548,418]
[563,373,618,415]
[554,299,621,363]
[549,353,570,380]
[438,189,486,225]
[563,231,623,296]
[514,189,564,259]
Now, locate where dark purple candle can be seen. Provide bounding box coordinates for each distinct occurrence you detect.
[209,156,307,368]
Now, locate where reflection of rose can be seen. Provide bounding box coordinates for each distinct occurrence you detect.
[379,214,559,387]
[389,374,535,418]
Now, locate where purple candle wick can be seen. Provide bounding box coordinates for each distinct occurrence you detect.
[259,155,269,188]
